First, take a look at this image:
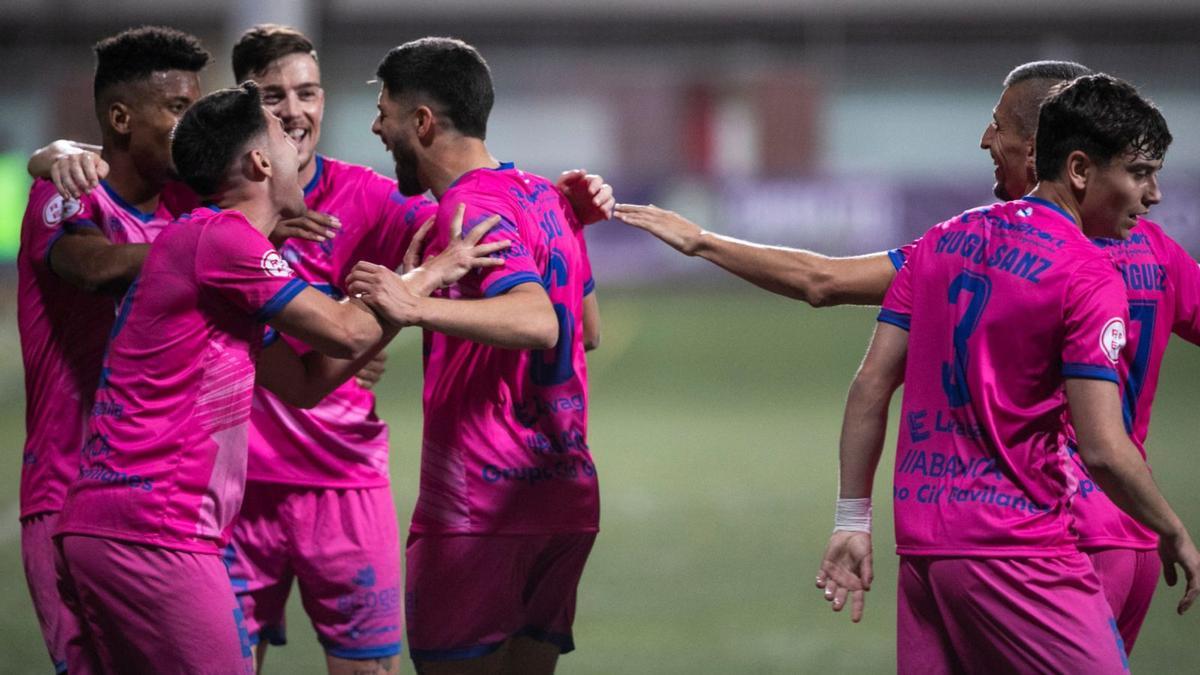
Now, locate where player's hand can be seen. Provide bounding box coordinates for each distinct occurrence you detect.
[270,210,341,247]
[557,169,614,225]
[816,531,873,623]
[1159,529,1200,614]
[400,217,436,275]
[614,203,704,255]
[354,350,388,389]
[50,150,109,200]
[414,204,510,294]
[345,262,422,328]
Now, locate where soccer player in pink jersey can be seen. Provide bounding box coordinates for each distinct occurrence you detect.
[52,81,451,674]
[15,26,210,674]
[344,37,598,674]
[817,75,1200,673]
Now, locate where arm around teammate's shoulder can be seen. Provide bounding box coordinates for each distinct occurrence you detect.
[48,228,148,295]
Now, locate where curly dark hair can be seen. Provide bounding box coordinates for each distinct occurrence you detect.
[93,25,210,100]
[1035,74,1171,181]
[171,81,268,196]
[232,24,317,84]
[375,37,494,140]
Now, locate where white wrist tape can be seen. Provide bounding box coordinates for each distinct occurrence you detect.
[834,498,872,533]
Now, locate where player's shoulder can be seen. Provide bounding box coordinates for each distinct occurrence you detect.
[318,154,385,186]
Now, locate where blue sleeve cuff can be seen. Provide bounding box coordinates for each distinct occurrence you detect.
[262,327,280,348]
[583,277,596,296]
[1062,362,1119,384]
[483,271,542,298]
[877,308,911,331]
[255,278,309,322]
[887,248,906,271]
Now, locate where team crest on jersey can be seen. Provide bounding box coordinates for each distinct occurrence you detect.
[1017,207,1033,218]
[260,250,293,277]
[1100,317,1127,363]
[42,195,82,227]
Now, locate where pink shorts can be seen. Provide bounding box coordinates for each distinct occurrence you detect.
[56,535,254,674]
[225,483,402,660]
[405,532,596,662]
[1087,548,1160,655]
[897,554,1128,675]
[22,512,82,674]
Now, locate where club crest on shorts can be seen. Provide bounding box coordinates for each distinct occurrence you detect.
[1100,317,1126,363]
[43,195,82,227]
[260,250,293,277]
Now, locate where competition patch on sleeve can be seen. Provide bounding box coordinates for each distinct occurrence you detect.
[42,195,82,227]
[260,250,294,278]
[1100,317,1126,363]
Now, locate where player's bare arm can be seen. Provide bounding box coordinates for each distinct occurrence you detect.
[582,292,600,351]
[47,227,148,295]
[28,140,106,200]
[614,203,896,306]
[255,318,398,409]
[266,287,383,360]
[817,322,907,622]
[1067,378,1200,614]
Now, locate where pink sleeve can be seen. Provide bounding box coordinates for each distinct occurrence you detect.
[577,229,595,296]
[27,180,102,274]
[1168,239,1200,345]
[1061,260,1128,383]
[440,197,541,298]
[879,233,922,330]
[196,219,308,321]
[887,236,921,271]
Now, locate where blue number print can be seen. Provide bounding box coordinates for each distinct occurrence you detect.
[1121,300,1157,432]
[941,271,992,407]
[530,249,575,386]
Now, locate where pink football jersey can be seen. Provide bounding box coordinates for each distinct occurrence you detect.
[246,155,436,487]
[1067,217,1200,550]
[413,163,598,535]
[881,197,1129,557]
[56,207,307,553]
[888,237,921,272]
[17,179,174,519]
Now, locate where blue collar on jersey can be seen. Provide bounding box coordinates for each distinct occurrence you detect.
[303,155,325,197]
[100,180,157,223]
[1023,196,1077,225]
[447,161,514,190]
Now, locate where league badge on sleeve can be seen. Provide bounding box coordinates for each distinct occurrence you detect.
[1100,317,1127,363]
[42,195,82,227]
[260,250,294,278]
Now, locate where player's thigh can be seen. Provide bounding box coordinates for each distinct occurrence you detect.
[519,532,596,656]
[896,557,964,675]
[292,487,403,660]
[1088,548,1160,655]
[60,535,254,674]
[406,533,534,662]
[928,555,1128,675]
[23,513,81,671]
[326,653,400,675]
[228,483,296,650]
[506,636,559,675]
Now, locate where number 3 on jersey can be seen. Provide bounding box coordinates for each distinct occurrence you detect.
[531,249,575,386]
[942,271,992,407]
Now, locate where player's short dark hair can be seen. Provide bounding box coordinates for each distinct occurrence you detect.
[1035,74,1171,182]
[1001,60,1093,138]
[171,81,268,196]
[375,37,493,139]
[232,24,317,84]
[93,26,210,101]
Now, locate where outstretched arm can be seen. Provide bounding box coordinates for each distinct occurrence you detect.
[1068,378,1200,614]
[615,204,897,306]
[816,322,908,623]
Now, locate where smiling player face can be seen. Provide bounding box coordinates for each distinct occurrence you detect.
[980,83,1037,201]
[251,52,324,177]
[371,86,424,196]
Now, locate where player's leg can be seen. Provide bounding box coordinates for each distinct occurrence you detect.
[895,557,963,675]
[507,532,597,675]
[1088,547,1161,654]
[226,483,296,672]
[290,486,403,674]
[51,531,103,674]
[59,534,254,674]
[22,513,81,674]
[927,554,1129,674]
[406,533,531,674]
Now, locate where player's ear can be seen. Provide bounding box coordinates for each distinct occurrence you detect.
[414,105,436,142]
[245,147,273,182]
[1065,150,1091,192]
[1023,139,1037,188]
[108,102,133,136]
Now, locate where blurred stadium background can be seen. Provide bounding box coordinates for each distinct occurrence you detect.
[1,1,1199,673]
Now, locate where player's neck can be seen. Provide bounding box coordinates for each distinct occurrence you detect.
[100,149,164,214]
[1029,182,1083,231]
[425,137,499,199]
